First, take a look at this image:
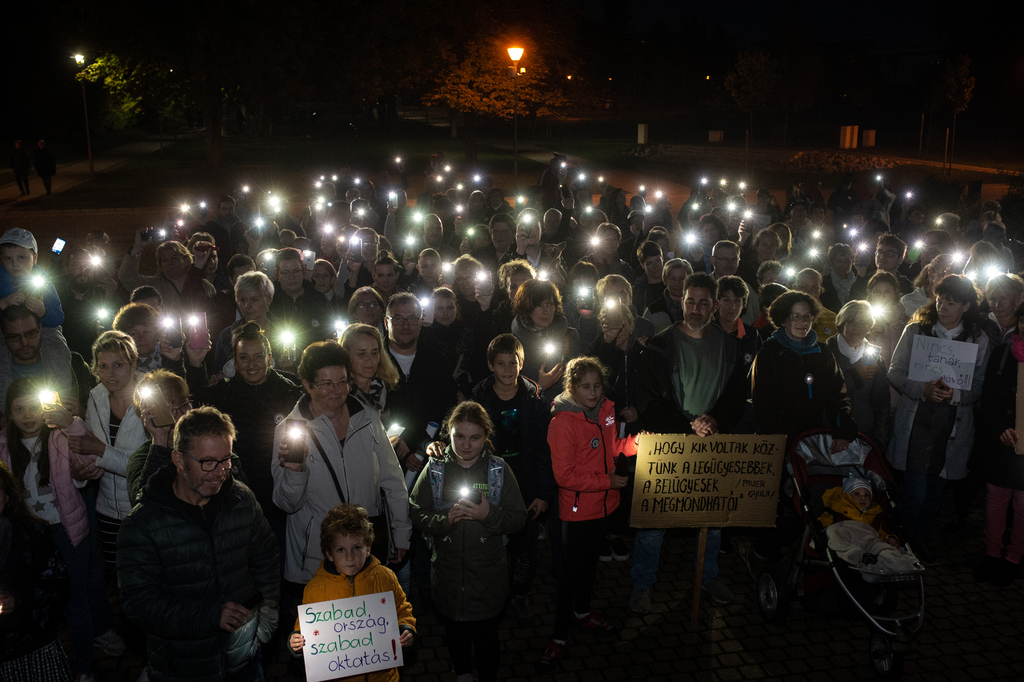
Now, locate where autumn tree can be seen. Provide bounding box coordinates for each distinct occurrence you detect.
[724,51,780,141]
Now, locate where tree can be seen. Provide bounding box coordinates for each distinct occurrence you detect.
[942,53,975,169]
[76,54,184,131]
[724,51,780,141]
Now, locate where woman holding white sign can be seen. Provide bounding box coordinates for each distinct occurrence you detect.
[887,274,991,566]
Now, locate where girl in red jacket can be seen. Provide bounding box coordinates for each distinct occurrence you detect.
[538,357,637,671]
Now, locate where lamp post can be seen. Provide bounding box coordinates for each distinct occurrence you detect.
[73,54,94,175]
[507,47,524,191]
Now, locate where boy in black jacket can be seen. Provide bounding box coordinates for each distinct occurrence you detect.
[471,333,556,621]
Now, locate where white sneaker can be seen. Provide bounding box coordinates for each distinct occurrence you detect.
[94,628,127,656]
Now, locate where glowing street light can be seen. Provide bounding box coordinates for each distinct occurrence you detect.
[72,54,94,175]
[508,46,525,190]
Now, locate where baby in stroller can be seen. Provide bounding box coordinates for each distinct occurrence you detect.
[818,476,922,573]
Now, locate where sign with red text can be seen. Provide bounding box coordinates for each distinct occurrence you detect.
[630,433,787,528]
[299,591,402,682]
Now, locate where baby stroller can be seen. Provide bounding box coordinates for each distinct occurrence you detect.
[755,429,925,678]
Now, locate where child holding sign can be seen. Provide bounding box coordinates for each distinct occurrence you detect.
[409,401,527,682]
[289,504,415,680]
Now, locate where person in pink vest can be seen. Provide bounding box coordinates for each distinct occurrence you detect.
[2,378,125,682]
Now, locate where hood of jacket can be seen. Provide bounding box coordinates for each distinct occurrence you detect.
[551,390,605,423]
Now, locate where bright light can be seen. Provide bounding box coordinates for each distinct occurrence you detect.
[538,270,549,280]
[460,486,472,499]
[905,191,914,199]
[349,236,361,246]
[743,210,753,219]
[561,162,567,168]
[357,208,366,217]
[30,275,45,288]
[180,203,189,212]
[966,270,977,282]
[727,203,736,211]
[456,184,464,191]
[322,224,333,233]
[639,184,646,192]
[598,176,604,183]
[684,233,697,244]
[467,228,475,236]
[784,268,796,278]
[644,205,653,214]
[700,177,708,185]
[405,235,415,246]
[544,343,556,354]
[157,229,167,238]
[281,331,296,346]
[812,231,821,239]
[864,346,878,357]
[242,185,249,193]
[719,179,727,186]
[455,205,464,213]
[413,211,423,222]
[199,201,206,209]
[476,271,488,283]
[951,252,965,264]
[38,391,58,405]
[655,191,663,199]
[577,286,589,299]
[590,236,600,246]
[876,175,882,182]
[419,298,430,308]
[579,174,586,181]
[914,240,925,249]
[138,386,153,399]
[395,157,401,163]
[176,220,184,227]
[738,182,747,190]
[507,46,524,62]
[435,175,443,182]
[268,196,281,211]
[334,319,347,333]
[473,174,481,182]
[857,243,868,252]
[584,206,593,214]
[254,218,264,227]
[161,317,175,329]
[89,255,102,267]
[604,298,618,309]
[521,214,532,223]
[187,315,199,326]
[442,262,452,272]
[869,304,885,320]
[315,181,322,188]
[354,178,361,184]
[807,248,818,257]
[332,175,338,181]
[289,426,303,440]
[96,309,108,320]
[518,196,526,204]
[316,198,325,207]
[986,266,1002,280]
[444,165,452,172]
[73,54,85,65]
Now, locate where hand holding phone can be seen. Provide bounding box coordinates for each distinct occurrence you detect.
[187,313,209,350]
[281,420,308,464]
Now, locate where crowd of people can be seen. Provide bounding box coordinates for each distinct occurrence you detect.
[0,148,1022,682]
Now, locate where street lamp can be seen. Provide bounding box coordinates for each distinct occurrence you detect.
[507,46,524,190]
[72,54,94,175]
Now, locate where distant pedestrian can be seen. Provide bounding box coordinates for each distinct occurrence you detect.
[9,140,30,196]
[34,141,56,196]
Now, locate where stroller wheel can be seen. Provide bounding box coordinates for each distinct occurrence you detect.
[757,568,789,623]
[869,632,905,678]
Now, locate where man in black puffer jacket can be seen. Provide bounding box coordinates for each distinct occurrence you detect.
[118,407,279,682]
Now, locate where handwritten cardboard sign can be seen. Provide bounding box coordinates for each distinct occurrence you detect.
[298,591,403,682]
[907,334,979,391]
[630,433,787,528]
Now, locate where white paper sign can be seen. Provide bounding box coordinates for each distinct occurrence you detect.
[907,334,979,391]
[298,591,403,682]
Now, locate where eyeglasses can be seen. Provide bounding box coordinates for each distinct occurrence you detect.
[788,313,813,322]
[387,315,421,327]
[314,380,348,391]
[169,399,192,415]
[356,302,380,310]
[3,327,41,343]
[180,451,235,472]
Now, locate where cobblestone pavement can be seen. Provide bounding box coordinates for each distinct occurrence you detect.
[74,493,1023,682]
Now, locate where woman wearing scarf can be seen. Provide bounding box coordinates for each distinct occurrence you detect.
[827,301,890,451]
[743,291,858,570]
[887,274,991,566]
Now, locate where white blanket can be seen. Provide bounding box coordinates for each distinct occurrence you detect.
[826,520,922,573]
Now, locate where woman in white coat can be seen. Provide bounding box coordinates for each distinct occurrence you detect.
[68,331,148,566]
[272,341,410,588]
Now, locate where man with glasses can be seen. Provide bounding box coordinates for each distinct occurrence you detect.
[119,406,279,682]
[633,273,752,614]
[269,247,332,356]
[384,292,458,475]
[0,304,76,413]
[851,234,914,299]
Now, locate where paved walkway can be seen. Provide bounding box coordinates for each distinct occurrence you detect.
[75,490,1023,681]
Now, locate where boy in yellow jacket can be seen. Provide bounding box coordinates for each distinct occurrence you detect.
[289,504,415,681]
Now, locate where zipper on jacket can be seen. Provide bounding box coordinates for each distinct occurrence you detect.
[573,491,580,513]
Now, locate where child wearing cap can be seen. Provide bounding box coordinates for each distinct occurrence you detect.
[0,227,65,327]
[818,475,921,572]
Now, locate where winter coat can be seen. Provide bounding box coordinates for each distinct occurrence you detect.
[0,517,69,663]
[188,365,304,517]
[272,394,411,584]
[826,336,891,451]
[751,336,858,442]
[85,380,149,520]
[0,326,75,413]
[292,556,416,682]
[118,464,280,682]
[817,486,896,543]
[548,393,638,522]
[0,418,90,547]
[409,446,527,620]
[471,374,556,504]
[887,323,991,480]
[974,340,1024,490]
[385,334,459,458]
[268,279,333,353]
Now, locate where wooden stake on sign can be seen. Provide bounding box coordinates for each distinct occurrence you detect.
[690,527,708,629]
[1016,365,1024,455]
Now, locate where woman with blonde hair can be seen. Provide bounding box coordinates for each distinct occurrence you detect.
[341,323,400,414]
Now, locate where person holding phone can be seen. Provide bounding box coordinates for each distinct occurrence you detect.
[118,235,214,315]
[111,302,188,376]
[886,274,991,566]
[511,279,582,405]
[410,401,527,682]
